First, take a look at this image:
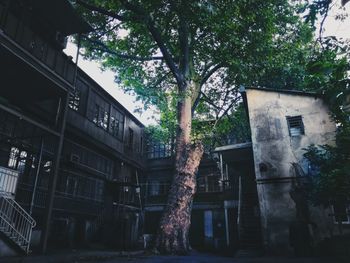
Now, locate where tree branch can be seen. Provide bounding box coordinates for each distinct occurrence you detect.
[178,1,190,80]
[318,1,330,43]
[83,37,164,61]
[191,92,202,115]
[200,63,226,87]
[119,0,182,85]
[76,0,130,21]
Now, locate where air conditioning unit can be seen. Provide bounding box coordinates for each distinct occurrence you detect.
[54,31,68,49]
[70,154,80,163]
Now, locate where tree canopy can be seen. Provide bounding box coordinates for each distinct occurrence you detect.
[75,0,313,121]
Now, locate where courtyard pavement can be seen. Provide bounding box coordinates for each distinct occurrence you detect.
[0,250,344,263]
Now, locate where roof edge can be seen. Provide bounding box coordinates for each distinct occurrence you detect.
[242,86,321,98]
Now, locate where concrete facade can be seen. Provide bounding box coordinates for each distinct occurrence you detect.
[244,88,336,254]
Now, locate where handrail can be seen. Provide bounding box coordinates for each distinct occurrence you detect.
[8,199,36,227]
[0,196,36,253]
[0,166,19,196]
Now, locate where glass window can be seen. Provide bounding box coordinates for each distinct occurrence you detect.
[68,89,80,111]
[110,107,124,140]
[8,147,19,169]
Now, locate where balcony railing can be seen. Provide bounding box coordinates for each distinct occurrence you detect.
[0,166,19,197]
[0,196,36,254]
[0,4,76,87]
[16,183,103,216]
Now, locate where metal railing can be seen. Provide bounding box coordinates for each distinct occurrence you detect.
[0,166,19,197]
[0,196,36,254]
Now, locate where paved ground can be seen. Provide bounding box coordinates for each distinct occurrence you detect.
[0,250,343,263]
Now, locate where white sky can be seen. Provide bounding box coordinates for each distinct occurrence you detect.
[64,3,350,126]
[320,2,350,39]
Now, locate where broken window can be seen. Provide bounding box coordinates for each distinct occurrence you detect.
[68,89,80,111]
[88,91,110,131]
[8,147,27,173]
[286,115,304,136]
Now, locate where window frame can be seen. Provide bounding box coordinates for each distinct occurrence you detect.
[286,115,305,137]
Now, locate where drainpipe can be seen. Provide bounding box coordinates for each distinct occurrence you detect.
[224,202,230,247]
[29,138,44,215]
[237,175,242,241]
[40,34,81,253]
[219,153,224,190]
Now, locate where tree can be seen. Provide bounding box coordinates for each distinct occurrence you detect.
[74,0,313,254]
[303,36,350,211]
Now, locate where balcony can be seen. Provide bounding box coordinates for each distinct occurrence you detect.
[0,166,19,198]
[15,183,103,216]
[0,4,77,89]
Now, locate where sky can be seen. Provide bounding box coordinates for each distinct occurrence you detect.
[64,2,350,126]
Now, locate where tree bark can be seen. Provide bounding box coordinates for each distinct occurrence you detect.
[155,81,204,255]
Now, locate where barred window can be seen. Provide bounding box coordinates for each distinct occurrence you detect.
[286,115,304,136]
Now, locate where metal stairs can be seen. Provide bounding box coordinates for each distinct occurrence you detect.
[0,195,36,254]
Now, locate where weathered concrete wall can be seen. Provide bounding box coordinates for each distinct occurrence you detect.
[245,89,336,255]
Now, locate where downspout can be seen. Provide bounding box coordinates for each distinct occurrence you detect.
[224,203,230,248]
[29,138,44,215]
[237,175,242,241]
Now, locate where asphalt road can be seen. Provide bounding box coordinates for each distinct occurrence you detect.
[0,251,342,263]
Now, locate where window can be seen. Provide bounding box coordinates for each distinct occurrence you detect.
[110,107,124,140]
[128,128,134,148]
[8,147,19,169]
[333,202,350,224]
[204,210,213,238]
[140,136,143,154]
[68,89,80,111]
[196,176,221,193]
[148,181,169,196]
[286,115,304,136]
[66,176,77,196]
[88,91,110,131]
[147,142,172,159]
[93,104,100,124]
[65,141,113,176]
[92,104,109,130]
[8,147,27,173]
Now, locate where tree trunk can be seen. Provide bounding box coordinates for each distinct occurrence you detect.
[155,81,204,254]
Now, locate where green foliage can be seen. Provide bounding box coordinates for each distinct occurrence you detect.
[303,144,350,205]
[75,0,314,129]
[145,125,171,143]
[303,36,350,205]
[192,103,251,150]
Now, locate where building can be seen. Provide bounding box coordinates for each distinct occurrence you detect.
[0,0,345,258]
[0,0,144,256]
[142,149,237,252]
[216,87,339,255]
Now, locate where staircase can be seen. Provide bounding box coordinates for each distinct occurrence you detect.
[0,196,36,254]
[0,166,36,254]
